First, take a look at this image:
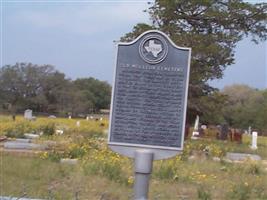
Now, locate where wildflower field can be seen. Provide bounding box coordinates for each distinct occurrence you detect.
[0,115,267,200]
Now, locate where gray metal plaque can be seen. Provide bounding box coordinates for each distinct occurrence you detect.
[108,30,191,159]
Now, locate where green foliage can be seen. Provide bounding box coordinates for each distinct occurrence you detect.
[0,63,111,115]
[245,161,261,175]
[227,183,251,200]
[4,121,33,138]
[39,123,55,136]
[222,85,267,131]
[197,187,212,200]
[154,162,176,180]
[121,0,267,123]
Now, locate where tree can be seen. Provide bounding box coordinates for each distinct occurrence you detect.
[74,78,112,112]
[0,63,60,113]
[121,0,267,123]
[222,84,266,130]
[0,63,112,115]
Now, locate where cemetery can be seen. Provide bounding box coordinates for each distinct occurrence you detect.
[0,113,267,199]
[1,1,267,200]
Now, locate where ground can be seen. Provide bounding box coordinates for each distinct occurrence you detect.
[0,115,267,200]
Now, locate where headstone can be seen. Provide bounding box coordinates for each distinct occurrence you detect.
[60,158,78,165]
[4,141,45,150]
[24,109,32,120]
[248,126,252,135]
[220,124,229,140]
[12,138,31,143]
[0,136,7,142]
[191,115,199,139]
[24,133,40,139]
[251,131,258,149]
[86,116,89,121]
[48,115,56,119]
[194,115,199,130]
[76,121,80,127]
[69,115,72,119]
[0,197,44,200]
[226,152,261,161]
[233,129,242,143]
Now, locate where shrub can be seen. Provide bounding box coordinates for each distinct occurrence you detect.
[39,123,55,136]
[154,163,175,180]
[197,187,212,200]
[227,183,251,200]
[246,161,261,175]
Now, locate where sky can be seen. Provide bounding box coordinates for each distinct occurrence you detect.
[1,0,266,90]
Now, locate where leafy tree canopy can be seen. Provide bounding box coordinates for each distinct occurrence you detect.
[121,0,267,122]
[0,63,111,115]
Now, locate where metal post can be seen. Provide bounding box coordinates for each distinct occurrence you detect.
[134,150,154,200]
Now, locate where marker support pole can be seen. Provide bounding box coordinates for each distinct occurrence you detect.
[134,150,154,200]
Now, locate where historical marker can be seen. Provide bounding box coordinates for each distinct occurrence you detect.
[108,30,191,200]
[108,30,191,159]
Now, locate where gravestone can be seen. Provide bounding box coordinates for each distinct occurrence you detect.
[24,109,32,120]
[220,124,229,140]
[248,126,252,135]
[251,131,258,149]
[191,115,200,139]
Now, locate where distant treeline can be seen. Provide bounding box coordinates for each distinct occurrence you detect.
[1,63,267,131]
[200,85,267,132]
[0,63,111,116]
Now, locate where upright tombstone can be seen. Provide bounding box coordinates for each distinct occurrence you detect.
[251,131,258,150]
[108,30,191,200]
[191,115,200,139]
[248,126,252,135]
[220,124,229,140]
[24,109,32,120]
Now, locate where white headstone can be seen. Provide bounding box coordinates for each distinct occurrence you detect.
[24,109,32,120]
[251,131,258,150]
[201,125,207,130]
[194,115,199,131]
[69,116,72,119]
[191,115,199,139]
[248,126,252,135]
[76,121,80,127]
[86,116,89,121]
[56,129,64,135]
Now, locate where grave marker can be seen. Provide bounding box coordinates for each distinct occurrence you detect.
[24,109,32,120]
[108,30,191,200]
[251,131,258,150]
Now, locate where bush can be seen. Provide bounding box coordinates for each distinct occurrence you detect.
[39,123,55,136]
[154,163,175,180]
[4,121,33,138]
[197,187,212,200]
[227,183,251,200]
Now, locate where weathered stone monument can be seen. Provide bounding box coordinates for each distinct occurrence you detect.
[220,123,229,140]
[108,30,191,200]
[191,115,200,139]
[251,131,258,150]
[24,109,33,120]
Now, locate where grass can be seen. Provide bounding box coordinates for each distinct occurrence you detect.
[1,153,266,200]
[0,115,267,199]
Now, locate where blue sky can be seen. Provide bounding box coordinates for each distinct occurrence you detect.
[1,0,266,89]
